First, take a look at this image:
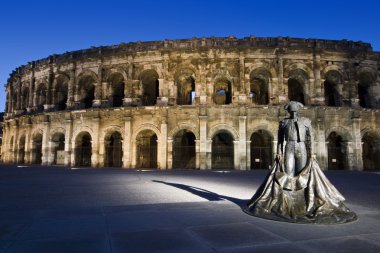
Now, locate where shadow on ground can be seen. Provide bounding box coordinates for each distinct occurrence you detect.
[152,180,249,209]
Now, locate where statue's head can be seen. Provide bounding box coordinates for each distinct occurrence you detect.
[284,101,304,113]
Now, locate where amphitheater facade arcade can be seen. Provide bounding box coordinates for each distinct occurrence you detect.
[2,36,380,170]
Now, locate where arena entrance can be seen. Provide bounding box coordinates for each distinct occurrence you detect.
[18,135,26,164]
[362,132,380,170]
[32,133,43,164]
[75,132,92,167]
[212,132,234,170]
[136,130,157,168]
[105,132,123,167]
[172,130,196,169]
[327,132,347,170]
[250,130,273,169]
[52,133,65,165]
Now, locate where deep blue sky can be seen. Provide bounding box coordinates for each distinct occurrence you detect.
[1,0,379,112]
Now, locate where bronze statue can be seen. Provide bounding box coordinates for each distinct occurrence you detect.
[246,101,357,224]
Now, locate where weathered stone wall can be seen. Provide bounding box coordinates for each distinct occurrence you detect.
[2,36,380,170]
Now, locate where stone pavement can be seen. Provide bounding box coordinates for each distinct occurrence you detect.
[0,165,379,253]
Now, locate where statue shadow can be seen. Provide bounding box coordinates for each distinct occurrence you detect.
[152,180,248,210]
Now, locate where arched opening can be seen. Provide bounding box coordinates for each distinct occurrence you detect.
[136,130,157,168]
[105,132,123,167]
[362,132,380,170]
[250,130,273,169]
[108,73,125,107]
[56,75,69,110]
[78,76,96,109]
[32,133,43,164]
[250,68,270,105]
[324,70,343,106]
[358,72,375,108]
[75,132,92,167]
[288,69,308,104]
[288,78,305,104]
[36,83,47,112]
[18,135,26,164]
[212,131,234,169]
[21,87,29,112]
[140,70,159,106]
[214,77,232,105]
[172,130,196,169]
[177,76,195,105]
[326,132,347,170]
[52,133,65,165]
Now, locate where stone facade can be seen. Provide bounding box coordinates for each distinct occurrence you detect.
[1,36,380,170]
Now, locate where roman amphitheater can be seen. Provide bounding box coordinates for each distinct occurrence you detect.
[1,36,380,170]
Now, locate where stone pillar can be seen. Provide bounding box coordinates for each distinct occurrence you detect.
[12,124,19,164]
[352,118,363,171]
[195,139,200,169]
[92,83,103,108]
[233,140,240,170]
[64,116,73,167]
[25,123,32,164]
[47,141,55,165]
[98,139,105,167]
[123,116,132,168]
[199,115,208,169]
[344,141,355,170]
[277,55,287,103]
[91,117,100,167]
[167,138,173,169]
[237,54,248,105]
[313,53,323,105]
[41,118,51,165]
[315,117,327,170]
[156,78,168,106]
[67,66,76,109]
[238,116,247,170]
[45,70,55,111]
[28,76,35,112]
[206,138,212,170]
[246,140,251,170]
[158,119,168,169]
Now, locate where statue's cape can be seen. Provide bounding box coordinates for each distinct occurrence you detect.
[246,159,357,224]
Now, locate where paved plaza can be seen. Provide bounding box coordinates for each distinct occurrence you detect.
[0,165,379,253]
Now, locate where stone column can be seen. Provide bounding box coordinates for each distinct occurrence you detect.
[246,140,251,170]
[64,116,73,167]
[206,138,212,170]
[167,138,173,169]
[123,116,132,168]
[199,115,208,169]
[45,70,55,111]
[238,116,247,170]
[313,53,323,105]
[195,139,200,169]
[67,66,76,109]
[28,76,35,112]
[41,118,51,165]
[277,55,287,103]
[91,117,100,167]
[156,78,168,106]
[47,141,55,165]
[98,139,105,167]
[25,123,32,164]
[233,140,240,170]
[237,54,247,105]
[158,119,168,169]
[12,124,19,164]
[92,82,103,108]
[352,118,363,171]
[315,117,327,170]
